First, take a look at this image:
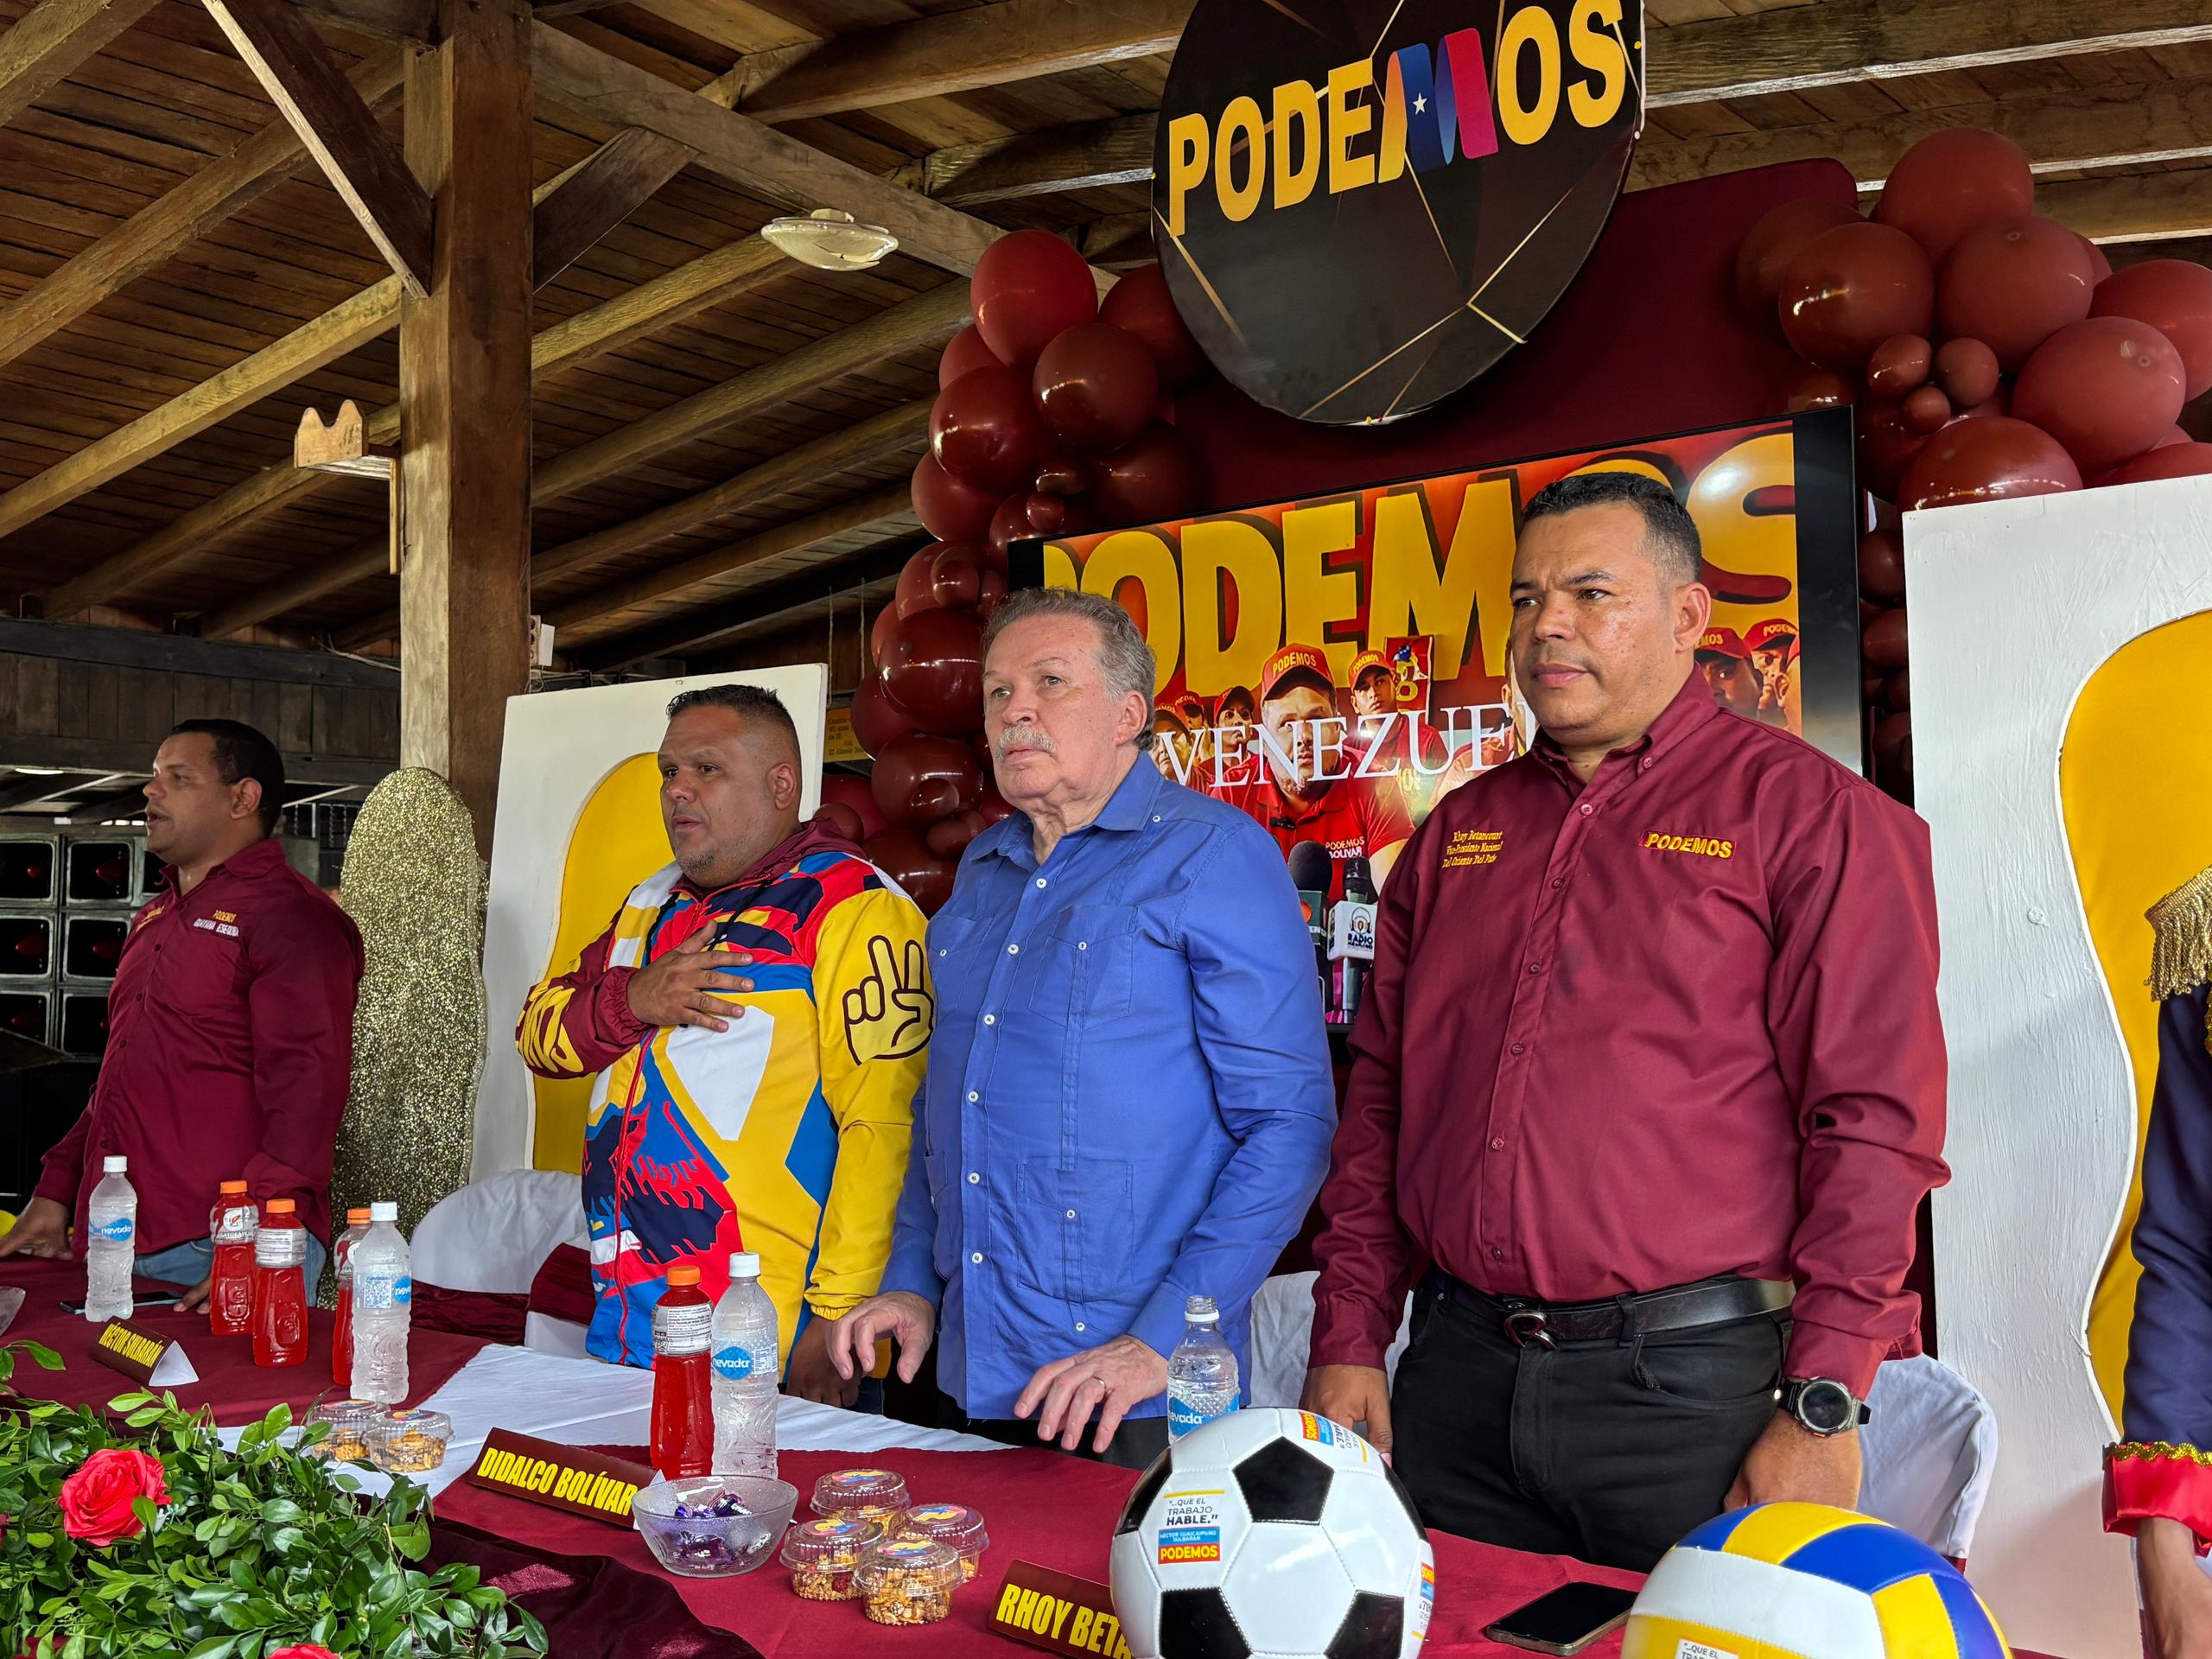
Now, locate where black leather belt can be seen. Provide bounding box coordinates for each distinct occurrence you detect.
[1424,1269,1794,1350]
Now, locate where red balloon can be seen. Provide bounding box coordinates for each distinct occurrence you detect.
[938,324,1004,390]
[1933,337,1999,408]
[1936,215,2095,372]
[893,543,944,620]
[1866,335,1932,398]
[813,801,866,842]
[1898,416,2082,511]
[2096,442,2212,487]
[1885,668,1910,714]
[2090,258,2212,400]
[1862,606,1910,670]
[928,543,984,613]
[849,671,912,759]
[1026,491,1067,533]
[1872,709,1914,785]
[1035,451,1090,497]
[819,770,887,839]
[931,365,1046,494]
[1904,385,1953,433]
[1735,197,1859,319]
[988,493,1033,561]
[1858,527,1905,603]
[861,828,957,915]
[2014,316,2188,473]
[912,453,998,546]
[1033,322,1160,453]
[1785,369,1856,412]
[869,601,900,669]
[868,731,982,831]
[880,606,985,735]
[971,229,1097,367]
[976,784,1015,825]
[1951,386,2010,423]
[1856,399,1929,502]
[2154,424,2193,450]
[1090,420,1205,527]
[924,808,988,861]
[2079,236,2113,284]
[1098,264,1208,388]
[1874,128,2036,264]
[977,567,1008,616]
[1779,222,1935,372]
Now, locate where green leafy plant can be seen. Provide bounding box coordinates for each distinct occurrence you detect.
[0,1341,546,1659]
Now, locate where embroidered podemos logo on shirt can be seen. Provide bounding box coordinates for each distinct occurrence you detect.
[1643,831,1734,860]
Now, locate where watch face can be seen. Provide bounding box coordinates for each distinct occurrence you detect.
[1799,1379,1856,1433]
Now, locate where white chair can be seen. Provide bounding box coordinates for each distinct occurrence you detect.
[409,1168,586,1294]
[1859,1354,1999,1563]
[1245,1270,1414,1409]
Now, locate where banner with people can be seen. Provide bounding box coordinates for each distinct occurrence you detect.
[1013,408,1860,897]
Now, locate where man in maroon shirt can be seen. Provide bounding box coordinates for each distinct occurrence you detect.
[1303,473,1947,1570]
[0,720,362,1306]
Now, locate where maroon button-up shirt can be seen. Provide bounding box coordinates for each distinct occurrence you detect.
[1309,676,1948,1395]
[35,836,364,1254]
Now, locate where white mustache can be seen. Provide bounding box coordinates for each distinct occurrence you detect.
[998,724,1056,756]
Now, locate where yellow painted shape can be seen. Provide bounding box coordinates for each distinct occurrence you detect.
[1870,1573,1964,1659]
[2064,610,2212,1421]
[1715,1502,1866,1566]
[531,753,670,1173]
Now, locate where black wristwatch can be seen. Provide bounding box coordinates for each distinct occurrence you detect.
[1779,1376,1870,1437]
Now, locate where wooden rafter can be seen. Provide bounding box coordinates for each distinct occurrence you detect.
[709,0,1190,124]
[293,0,432,46]
[2040,167,2212,244]
[587,543,913,671]
[531,125,696,289]
[0,46,410,373]
[0,0,163,131]
[899,112,1157,207]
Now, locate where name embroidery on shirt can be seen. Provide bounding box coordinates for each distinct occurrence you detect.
[1440,829,1503,870]
[1643,831,1735,860]
[192,918,241,938]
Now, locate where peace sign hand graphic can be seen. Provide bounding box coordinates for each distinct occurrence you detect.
[843,933,934,1065]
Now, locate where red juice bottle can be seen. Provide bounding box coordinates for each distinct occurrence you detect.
[332,1206,372,1387]
[207,1181,258,1338]
[650,1265,714,1480]
[251,1198,308,1369]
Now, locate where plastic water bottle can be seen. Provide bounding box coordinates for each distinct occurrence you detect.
[84,1155,137,1324]
[349,1202,412,1404]
[1166,1295,1240,1440]
[710,1251,779,1478]
[331,1206,372,1386]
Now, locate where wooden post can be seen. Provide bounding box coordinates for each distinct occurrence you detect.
[399,0,533,856]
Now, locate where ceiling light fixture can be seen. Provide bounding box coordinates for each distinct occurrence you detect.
[762,209,899,272]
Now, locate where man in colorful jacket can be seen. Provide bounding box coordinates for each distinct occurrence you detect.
[518,684,931,1403]
[2107,858,2212,1657]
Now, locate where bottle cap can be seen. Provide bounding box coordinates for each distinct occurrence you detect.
[101,1155,127,1173]
[347,1207,372,1223]
[728,1251,761,1279]
[1185,1294,1220,1324]
[370,1201,398,1222]
[219,1179,248,1195]
[667,1265,701,1287]
[265,1198,296,1215]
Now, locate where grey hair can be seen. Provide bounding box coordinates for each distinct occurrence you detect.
[982,586,1158,750]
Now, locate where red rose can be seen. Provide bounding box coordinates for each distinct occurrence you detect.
[55,1447,169,1547]
[268,1648,344,1659]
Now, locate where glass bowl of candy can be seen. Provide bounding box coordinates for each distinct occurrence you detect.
[632,1475,798,1578]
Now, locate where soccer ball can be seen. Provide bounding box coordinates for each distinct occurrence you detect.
[1624,1502,2011,1659]
[1109,1408,1434,1659]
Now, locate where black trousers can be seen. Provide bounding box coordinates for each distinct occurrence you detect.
[1390,1278,1789,1573]
[936,1391,1170,1471]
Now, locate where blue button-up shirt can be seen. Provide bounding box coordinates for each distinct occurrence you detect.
[881,757,1336,1420]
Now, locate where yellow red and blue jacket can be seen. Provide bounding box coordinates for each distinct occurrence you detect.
[518,825,931,1370]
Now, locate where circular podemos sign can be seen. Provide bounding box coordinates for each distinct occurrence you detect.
[1153,0,1644,425]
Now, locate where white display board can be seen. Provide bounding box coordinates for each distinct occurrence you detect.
[473,666,830,1177]
[1912,475,2212,1655]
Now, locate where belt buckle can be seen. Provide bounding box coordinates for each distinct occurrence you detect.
[1502,1306,1556,1350]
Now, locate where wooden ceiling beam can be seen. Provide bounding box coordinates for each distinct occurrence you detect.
[2037,167,2212,244]
[1649,0,2212,109]
[0,0,164,132]
[1633,77,2212,193]
[530,394,930,584]
[531,21,1002,276]
[292,0,433,48]
[899,111,1156,207]
[582,541,914,670]
[712,0,1190,125]
[201,0,435,296]
[200,536,390,640]
[0,46,410,374]
[531,125,695,288]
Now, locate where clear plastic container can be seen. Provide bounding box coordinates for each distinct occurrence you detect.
[810,1466,910,1529]
[896,1502,989,1580]
[302,1398,379,1462]
[369,1407,452,1474]
[779,1515,886,1601]
[855,1536,962,1626]
[632,1473,796,1578]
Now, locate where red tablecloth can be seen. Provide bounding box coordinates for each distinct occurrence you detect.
[435,1446,1643,1657]
[0,1255,489,1425]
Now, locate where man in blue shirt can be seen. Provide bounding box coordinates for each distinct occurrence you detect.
[833,586,1336,1465]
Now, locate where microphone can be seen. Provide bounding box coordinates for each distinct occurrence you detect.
[1284,841,1333,1013]
[1326,857,1377,1025]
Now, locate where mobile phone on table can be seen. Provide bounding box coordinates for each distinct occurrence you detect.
[1483,1582,1638,1655]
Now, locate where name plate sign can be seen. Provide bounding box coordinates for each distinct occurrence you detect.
[459,1428,650,1528]
[989,1560,1134,1659]
[91,1319,197,1387]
